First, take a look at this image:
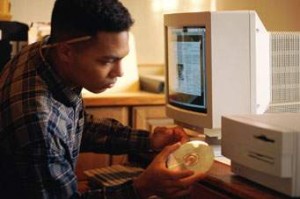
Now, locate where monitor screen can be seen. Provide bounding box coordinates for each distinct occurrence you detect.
[167,27,207,113]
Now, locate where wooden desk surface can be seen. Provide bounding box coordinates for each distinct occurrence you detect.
[82,91,165,107]
[191,161,293,199]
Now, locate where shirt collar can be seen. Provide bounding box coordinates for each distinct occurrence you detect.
[36,36,82,107]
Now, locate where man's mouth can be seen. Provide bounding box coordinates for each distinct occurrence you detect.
[107,80,117,88]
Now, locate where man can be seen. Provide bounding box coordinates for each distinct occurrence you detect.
[0,0,202,198]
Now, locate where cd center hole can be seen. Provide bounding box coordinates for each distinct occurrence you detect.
[183,153,198,166]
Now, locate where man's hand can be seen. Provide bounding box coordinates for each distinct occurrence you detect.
[150,126,189,152]
[133,142,204,198]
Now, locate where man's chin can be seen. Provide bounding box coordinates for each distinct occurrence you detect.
[85,88,108,94]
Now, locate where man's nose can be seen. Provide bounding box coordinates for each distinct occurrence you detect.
[111,61,124,77]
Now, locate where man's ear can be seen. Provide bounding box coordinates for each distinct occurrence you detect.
[57,43,74,63]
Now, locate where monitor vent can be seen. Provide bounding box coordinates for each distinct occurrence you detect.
[268,32,300,113]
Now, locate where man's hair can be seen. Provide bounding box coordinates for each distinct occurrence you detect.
[50,0,134,42]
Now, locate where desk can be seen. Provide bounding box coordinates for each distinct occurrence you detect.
[190,161,292,199]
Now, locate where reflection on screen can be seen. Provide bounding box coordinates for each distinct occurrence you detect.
[167,27,207,113]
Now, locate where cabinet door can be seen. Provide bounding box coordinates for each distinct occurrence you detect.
[76,106,129,181]
[132,106,204,138]
[132,106,174,131]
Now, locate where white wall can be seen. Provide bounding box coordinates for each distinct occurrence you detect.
[10,0,54,25]
[120,0,216,65]
[120,0,164,65]
[216,0,300,31]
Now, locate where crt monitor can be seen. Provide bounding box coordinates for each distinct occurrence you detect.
[164,11,271,132]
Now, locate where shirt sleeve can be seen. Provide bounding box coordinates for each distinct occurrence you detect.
[80,111,152,154]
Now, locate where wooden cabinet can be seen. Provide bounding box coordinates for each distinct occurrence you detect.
[132,105,174,131]
[76,92,170,185]
[86,107,129,124]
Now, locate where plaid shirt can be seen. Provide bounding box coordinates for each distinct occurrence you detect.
[0,39,150,199]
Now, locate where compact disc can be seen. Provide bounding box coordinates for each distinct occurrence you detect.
[166,140,214,174]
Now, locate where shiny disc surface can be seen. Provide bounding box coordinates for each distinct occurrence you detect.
[167,140,214,174]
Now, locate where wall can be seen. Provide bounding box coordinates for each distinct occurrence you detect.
[216,0,300,31]
[10,0,54,25]
[9,0,300,65]
[120,0,216,65]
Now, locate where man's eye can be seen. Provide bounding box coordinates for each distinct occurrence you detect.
[99,59,115,65]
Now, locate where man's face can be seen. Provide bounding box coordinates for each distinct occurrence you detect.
[64,31,129,93]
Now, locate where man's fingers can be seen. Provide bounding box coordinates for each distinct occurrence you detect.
[180,172,207,186]
[173,127,189,143]
[153,126,167,133]
[169,171,207,188]
[170,170,194,180]
[156,142,181,161]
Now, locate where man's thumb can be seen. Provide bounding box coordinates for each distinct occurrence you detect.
[158,142,181,161]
